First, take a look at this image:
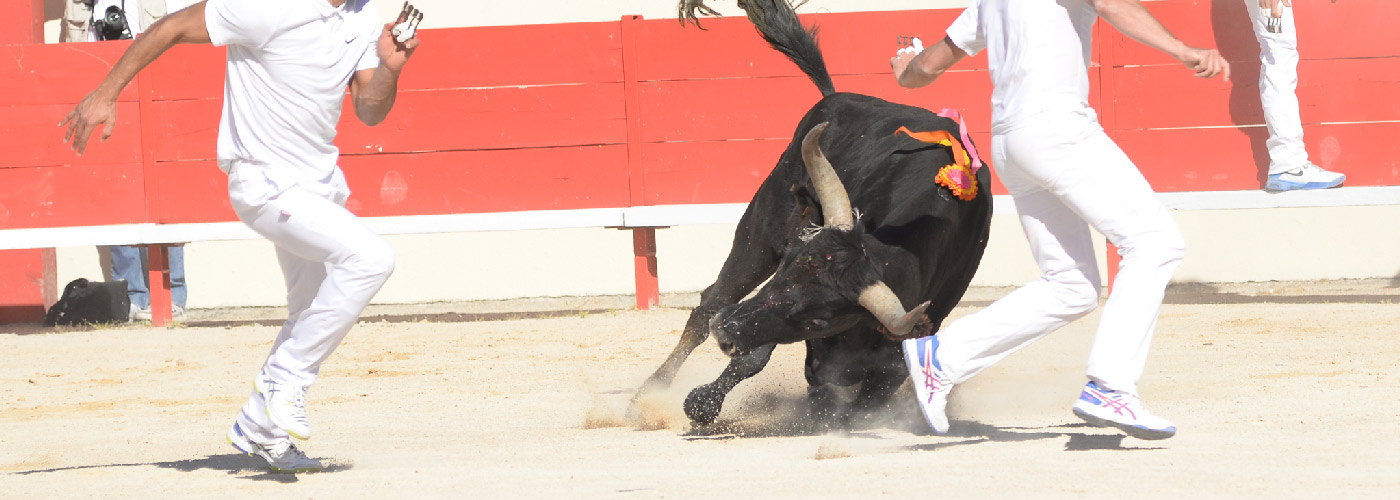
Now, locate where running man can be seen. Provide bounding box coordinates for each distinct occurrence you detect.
[890,0,1228,439]
[61,0,418,471]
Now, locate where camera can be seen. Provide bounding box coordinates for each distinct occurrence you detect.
[93,4,132,41]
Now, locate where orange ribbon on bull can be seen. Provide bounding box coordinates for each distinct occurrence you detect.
[894,126,978,202]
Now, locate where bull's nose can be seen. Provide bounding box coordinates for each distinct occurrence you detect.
[709,315,741,357]
[716,338,736,355]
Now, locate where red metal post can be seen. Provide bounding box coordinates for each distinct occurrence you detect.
[620,15,661,309]
[146,244,173,326]
[1105,242,1121,296]
[632,228,660,310]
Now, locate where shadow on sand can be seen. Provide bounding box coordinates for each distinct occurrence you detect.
[8,453,353,482]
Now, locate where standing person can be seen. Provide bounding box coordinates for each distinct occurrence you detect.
[1247,0,1344,190]
[58,0,190,323]
[61,0,167,42]
[61,0,419,472]
[890,0,1228,440]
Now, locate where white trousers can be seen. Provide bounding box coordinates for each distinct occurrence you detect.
[226,163,396,443]
[1244,0,1309,174]
[934,115,1184,396]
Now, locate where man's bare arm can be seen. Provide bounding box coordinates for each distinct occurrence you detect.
[350,17,420,127]
[1089,0,1230,80]
[350,66,401,127]
[891,36,968,89]
[60,2,211,154]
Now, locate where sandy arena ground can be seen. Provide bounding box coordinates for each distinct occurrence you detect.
[2,280,1398,498]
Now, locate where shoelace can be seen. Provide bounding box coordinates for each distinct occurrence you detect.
[1087,386,1140,419]
[267,440,312,461]
[285,445,312,461]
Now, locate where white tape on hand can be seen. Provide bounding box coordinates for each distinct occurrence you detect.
[392,21,412,41]
[911,37,924,54]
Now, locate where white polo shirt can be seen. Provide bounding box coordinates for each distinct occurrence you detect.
[946,0,1100,134]
[205,0,382,193]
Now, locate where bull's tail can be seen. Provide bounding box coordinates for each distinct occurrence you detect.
[739,0,835,97]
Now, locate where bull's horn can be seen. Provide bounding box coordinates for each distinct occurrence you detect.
[857,281,932,340]
[801,123,854,230]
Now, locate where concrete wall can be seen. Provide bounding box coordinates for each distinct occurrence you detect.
[42,0,1400,308]
[54,204,1400,308]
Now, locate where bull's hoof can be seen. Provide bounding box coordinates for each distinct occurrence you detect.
[683,384,727,424]
[806,394,845,431]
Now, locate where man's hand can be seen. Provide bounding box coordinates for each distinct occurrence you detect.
[59,90,119,155]
[377,12,420,73]
[1178,46,1230,81]
[1260,0,1292,18]
[890,36,964,89]
[891,44,921,88]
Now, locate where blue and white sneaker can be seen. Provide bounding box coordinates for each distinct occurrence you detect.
[228,422,324,473]
[1072,381,1176,440]
[902,335,953,434]
[1265,164,1345,191]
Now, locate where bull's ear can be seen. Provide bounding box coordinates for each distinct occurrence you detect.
[790,184,820,222]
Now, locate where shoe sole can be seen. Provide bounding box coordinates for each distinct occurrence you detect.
[230,431,322,473]
[1073,407,1175,440]
[227,434,252,455]
[1265,179,1344,191]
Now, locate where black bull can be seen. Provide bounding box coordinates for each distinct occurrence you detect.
[629,0,993,427]
[630,96,994,426]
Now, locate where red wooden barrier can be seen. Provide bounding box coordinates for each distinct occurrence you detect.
[0,0,52,322]
[2,2,1398,322]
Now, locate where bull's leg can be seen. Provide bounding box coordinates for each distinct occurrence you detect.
[627,210,790,418]
[844,344,909,428]
[683,343,777,424]
[802,337,861,430]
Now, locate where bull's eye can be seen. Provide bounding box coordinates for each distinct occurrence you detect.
[807,318,829,330]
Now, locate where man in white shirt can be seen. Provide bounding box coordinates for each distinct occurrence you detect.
[61,0,419,472]
[1247,0,1344,190]
[890,0,1227,440]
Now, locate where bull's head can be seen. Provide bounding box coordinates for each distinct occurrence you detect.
[710,123,932,357]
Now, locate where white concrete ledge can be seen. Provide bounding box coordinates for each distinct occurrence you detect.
[0,208,627,250]
[1156,186,1400,211]
[622,203,749,227]
[2,186,1396,250]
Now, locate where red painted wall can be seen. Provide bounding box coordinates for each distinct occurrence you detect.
[0,1,1395,232]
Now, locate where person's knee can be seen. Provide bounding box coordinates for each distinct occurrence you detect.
[346,240,396,283]
[1125,228,1186,271]
[1048,269,1101,315]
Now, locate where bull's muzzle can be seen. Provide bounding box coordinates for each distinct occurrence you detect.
[708,310,746,357]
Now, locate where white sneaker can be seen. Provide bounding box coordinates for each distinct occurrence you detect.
[227,422,324,473]
[255,374,311,440]
[132,306,185,322]
[1265,163,1345,191]
[902,335,953,434]
[1072,381,1176,440]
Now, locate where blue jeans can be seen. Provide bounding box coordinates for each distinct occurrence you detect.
[109,245,187,309]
